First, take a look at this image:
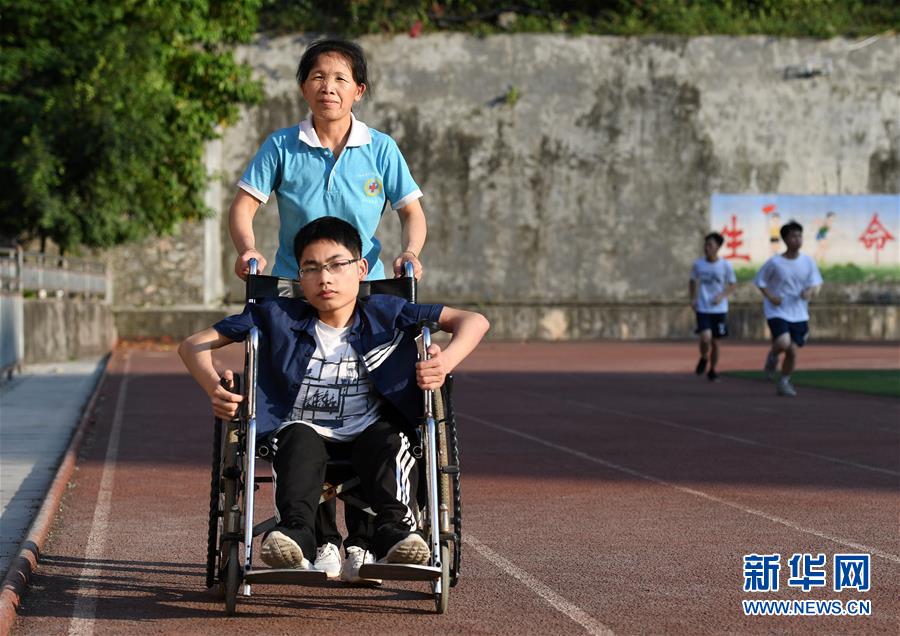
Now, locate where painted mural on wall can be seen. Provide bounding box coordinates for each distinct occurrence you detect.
[710,194,900,270]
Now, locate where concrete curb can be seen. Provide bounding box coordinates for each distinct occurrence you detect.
[0,354,111,636]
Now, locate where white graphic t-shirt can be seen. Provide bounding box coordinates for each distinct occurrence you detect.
[754,253,823,322]
[690,258,737,313]
[285,321,382,441]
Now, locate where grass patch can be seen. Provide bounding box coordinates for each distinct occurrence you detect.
[727,369,900,398]
[734,264,900,284]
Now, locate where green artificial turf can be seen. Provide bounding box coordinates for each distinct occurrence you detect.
[727,369,900,398]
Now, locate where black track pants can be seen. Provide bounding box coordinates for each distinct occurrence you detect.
[270,420,418,561]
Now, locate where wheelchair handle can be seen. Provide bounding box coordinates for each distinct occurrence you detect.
[403,260,414,279]
[249,257,258,276]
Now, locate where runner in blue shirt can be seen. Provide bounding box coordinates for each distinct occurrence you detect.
[229,39,426,282]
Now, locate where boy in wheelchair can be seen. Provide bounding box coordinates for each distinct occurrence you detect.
[179,217,488,574]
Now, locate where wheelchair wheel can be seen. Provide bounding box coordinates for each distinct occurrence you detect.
[435,381,462,587]
[206,375,242,590]
[205,418,224,589]
[223,541,241,615]
[434,543,451,614]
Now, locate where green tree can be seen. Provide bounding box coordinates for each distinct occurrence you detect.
[258,0,899,37]
[0,0,263,252]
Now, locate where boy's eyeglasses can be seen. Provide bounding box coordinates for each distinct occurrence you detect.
[297,258,360,279]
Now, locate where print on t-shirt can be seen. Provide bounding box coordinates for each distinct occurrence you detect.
[284,321,382,441]
[291,354,379,429]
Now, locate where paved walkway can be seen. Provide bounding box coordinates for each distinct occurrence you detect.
[0,357,106,578]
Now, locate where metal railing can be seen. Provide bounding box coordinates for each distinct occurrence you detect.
[0,247,109,378]
[0,248,24,377]
[20,251,108,299]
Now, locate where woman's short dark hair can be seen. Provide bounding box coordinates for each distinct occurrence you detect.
[294,216,363,263]
[296,39,368,88]
[780,221,803,240]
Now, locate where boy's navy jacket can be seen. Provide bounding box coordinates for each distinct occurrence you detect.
[212,294,444,441]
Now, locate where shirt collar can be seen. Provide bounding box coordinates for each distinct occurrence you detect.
[289,299,364,338]
[297,113,372,149]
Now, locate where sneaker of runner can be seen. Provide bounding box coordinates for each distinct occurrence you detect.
[695,357,708,376]
[776,376,798,397]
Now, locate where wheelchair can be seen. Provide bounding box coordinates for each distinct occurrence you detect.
[205,260,462,615]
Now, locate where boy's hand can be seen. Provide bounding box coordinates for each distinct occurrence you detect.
[800,288,814,300]
[767,294,782,306]
[712,294,724,305]
[208,369,243,420]
[416,343,446,390]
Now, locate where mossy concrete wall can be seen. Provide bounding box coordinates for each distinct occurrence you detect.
[110,33,899,340]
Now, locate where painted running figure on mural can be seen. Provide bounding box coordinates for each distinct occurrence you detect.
[814,211,837,263]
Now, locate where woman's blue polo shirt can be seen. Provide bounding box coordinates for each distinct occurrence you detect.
[238,114,423,280]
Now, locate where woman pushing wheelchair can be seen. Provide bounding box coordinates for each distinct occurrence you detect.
[226,37,429,582]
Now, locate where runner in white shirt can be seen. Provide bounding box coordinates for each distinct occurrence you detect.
[754,221,824,397]
[689,232,737,382]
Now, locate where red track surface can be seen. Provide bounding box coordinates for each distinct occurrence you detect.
[13,342,900,635]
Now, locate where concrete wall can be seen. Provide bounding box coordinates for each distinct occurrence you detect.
[113,298,899,342]
[110,33,899,339]
[23,300,117,364]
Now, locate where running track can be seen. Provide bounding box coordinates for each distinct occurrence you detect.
[13,342,900,634]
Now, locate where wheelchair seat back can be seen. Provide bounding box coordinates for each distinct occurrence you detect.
[245,272,416,303]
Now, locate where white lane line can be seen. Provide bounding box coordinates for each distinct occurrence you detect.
[459,411,900,565]
[464,534,615,636]
[464,377,899,477]
[68,353,131,636]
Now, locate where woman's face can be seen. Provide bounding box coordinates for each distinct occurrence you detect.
[300,52,365,124]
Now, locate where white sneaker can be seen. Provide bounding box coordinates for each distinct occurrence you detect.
[314,542,341,580]
[764,352,779,380]
[777,377,798,397]
[260,530,311,569]
[383,533,430,565]
[340,546,381,585]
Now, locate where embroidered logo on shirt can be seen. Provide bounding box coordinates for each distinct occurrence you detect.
[364,178,383,197]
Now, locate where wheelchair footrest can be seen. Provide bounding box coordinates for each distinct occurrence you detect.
[358,563,441,581]
[243,568,329,586]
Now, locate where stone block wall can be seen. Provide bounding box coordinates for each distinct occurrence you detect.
[109,33,899,340]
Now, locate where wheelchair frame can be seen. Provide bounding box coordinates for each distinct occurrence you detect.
[205,261,462,615]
